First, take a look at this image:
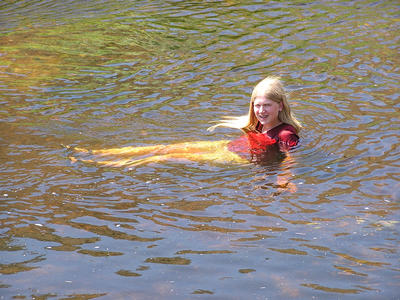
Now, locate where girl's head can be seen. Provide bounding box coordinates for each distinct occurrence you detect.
[246,76,302,133]
[207,75,301,134]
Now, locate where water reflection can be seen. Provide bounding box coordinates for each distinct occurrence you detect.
[1,0,399,299]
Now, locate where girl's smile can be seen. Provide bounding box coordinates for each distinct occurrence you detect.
[253,96,282,131]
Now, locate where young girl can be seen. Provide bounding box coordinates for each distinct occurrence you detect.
[69,76,301,167]
[208,75,301,149]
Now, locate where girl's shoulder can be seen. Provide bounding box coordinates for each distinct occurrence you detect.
[269,123,299,148]
[269,123,298,136]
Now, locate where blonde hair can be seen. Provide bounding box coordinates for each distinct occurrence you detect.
[208,76,302,133]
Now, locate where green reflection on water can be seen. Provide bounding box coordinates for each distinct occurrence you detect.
[0,1,399,298]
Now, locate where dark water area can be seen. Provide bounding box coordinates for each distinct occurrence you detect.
[1,0,399,299]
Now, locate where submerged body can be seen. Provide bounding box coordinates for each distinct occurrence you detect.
[71,140,243,167]
[68,76,301,191]
[69,123,298,167]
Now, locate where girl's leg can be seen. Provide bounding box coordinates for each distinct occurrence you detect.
[124,150,246,166]
[73,140,232,157]
[73,144,167,156]
[71,157,134,167]
[70,141,246,167]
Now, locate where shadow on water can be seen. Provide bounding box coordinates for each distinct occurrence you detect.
[1,0,399,299]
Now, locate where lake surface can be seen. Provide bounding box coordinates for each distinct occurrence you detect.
[1,0,399,299]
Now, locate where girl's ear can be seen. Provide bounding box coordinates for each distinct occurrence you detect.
[279,102,283,111]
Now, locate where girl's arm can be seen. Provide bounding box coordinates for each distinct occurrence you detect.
[276,131,299,193]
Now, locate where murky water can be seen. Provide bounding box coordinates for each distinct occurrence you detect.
[1,0,399,299]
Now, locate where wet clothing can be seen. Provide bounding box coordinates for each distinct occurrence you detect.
[256,122,299,149]
[227,132,276,157]
[73,123,299,168]
[227,123,299,163]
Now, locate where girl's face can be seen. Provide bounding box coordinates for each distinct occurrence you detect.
[253,95,282,127]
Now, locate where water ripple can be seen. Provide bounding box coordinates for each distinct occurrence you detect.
[1,0,399,299]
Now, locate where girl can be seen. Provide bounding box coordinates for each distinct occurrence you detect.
[208,75,301,149]
[69,76,301,167]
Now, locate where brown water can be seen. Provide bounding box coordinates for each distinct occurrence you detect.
[1,1,399,299]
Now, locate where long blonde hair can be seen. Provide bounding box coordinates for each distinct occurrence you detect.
[208,76,302,133]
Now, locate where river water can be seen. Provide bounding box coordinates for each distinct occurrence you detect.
[1,1,399,299]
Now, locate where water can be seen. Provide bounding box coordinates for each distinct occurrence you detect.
[1,0,399,299]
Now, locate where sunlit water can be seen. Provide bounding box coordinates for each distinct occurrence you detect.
[1,1,399,299]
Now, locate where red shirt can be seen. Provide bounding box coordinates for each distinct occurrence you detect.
[227,132,276,157]
[257,123,299,149]
[227,123,299,160]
